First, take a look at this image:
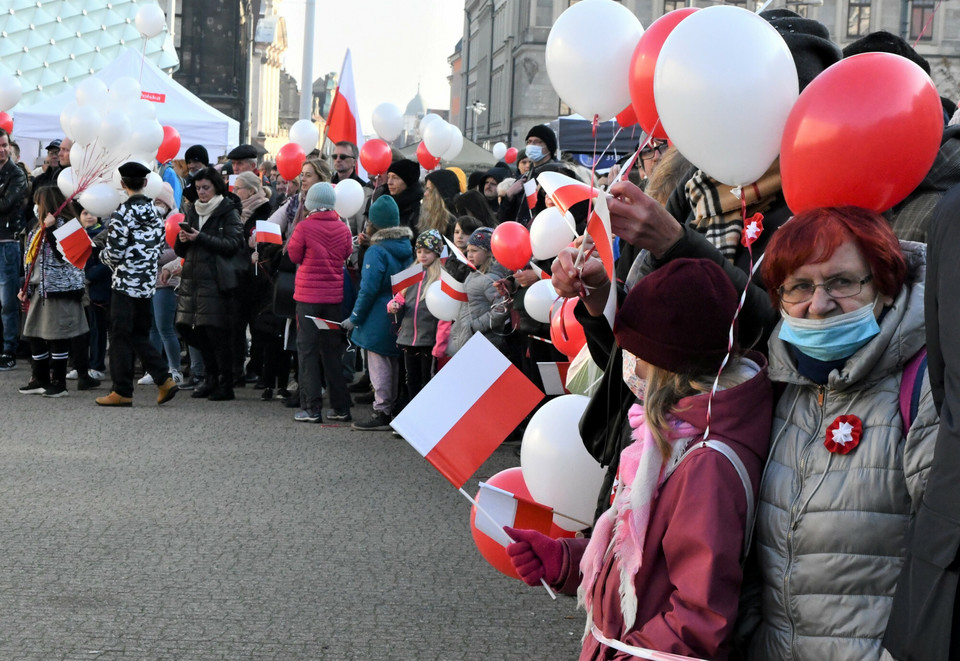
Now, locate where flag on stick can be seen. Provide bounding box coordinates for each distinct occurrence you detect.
[52,219,92,269]
[255,220,283,245]
[391,333,544,488]
[305,316,342,330]
[390,262,424,296]
[537,171,599,216]
[523,178,538,210]
[439,269,469,302]
[537,362,570,396]
[325,48,367,178]
[475,482,554,546]
[442,236,473,269]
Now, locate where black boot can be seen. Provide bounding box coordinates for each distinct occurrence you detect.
[208,375,235,401]
[191,374,217,398]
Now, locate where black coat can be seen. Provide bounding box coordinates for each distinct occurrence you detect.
[174,196,244,329]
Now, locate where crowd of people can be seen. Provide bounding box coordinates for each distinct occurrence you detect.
[2,13,960,660]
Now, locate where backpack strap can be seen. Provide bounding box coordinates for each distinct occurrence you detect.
[663,439,755,558]
[899,347,928,435]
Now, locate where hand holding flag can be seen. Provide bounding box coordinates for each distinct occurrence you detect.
[52,219,93,269]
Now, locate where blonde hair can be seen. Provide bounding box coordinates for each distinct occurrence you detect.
[643,147,692,206]
[234,171,263,193]
[419,189,452,235]
[418,259,442,301]
[302,158,332,182]
[642,363,716,461]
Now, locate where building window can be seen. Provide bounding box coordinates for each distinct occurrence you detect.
[783,1,811,17]
[536,0,553,26]
[910,0,936,41]
[723,0,748,8]
[664,0,686,11]
[847,0,871,38]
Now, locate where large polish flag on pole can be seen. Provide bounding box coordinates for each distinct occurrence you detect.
[391,333,544,488]
[325,48,367,179]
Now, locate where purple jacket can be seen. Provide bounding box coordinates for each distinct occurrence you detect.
[287,210,353,304]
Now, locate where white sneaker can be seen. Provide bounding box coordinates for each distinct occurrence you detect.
[88,369,105,380]
[66,369,79,380]
[171,369,184,386]
[138,373,155,385]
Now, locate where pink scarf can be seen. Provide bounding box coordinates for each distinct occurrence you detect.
[578,403,701,633]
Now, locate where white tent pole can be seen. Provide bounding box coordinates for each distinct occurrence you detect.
[299,0,316,121]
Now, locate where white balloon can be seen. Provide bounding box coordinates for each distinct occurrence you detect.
[529,207,577,260]
[545,0,644,121]
[98,110,131,152]
[521,395,606,531]
[425,280,461,322]
[59,100,78,139]
[420,113,442,135]
[75,77,108,107]
[69,142,91,173]
[109,76,142,106]
[124,98,157,121]
[0,74,22,112]
[288,119,319,154]
[524,278,559,324]
[69,105,102,146]
[423,121,453,159]
[654,5,798,186]
[78,182,121,217]
[334,179,364,218]
[135,4,167,38]
[442,125,463,161]
[130,119,164,155]
[371,102,403,142]
[143,171,163,199]
[492,142,507,160]
[57,168,77,199]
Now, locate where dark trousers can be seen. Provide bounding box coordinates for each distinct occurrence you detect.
[109,291,169,397]
[296,302,351,414]
[402,345,433,401]
[180,324,233,384]
[87,301,109,371]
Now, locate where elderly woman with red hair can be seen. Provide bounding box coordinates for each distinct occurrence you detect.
[748,206,938,660]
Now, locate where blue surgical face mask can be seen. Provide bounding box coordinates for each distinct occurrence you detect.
[778,298,881,362]
[525,145,544,163]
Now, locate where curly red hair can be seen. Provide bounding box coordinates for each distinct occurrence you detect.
[761,206,906,308]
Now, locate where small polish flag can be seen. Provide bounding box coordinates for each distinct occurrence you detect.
[305,316,341,330]
[537,362,570,396]
[255,220,283,245]
[390,262,424,296]
[537,171,599,216]
[391,333,544,488]
[528,262,552,280]
[440,244,449,264]
[523,178,538,210]
[440,269,469,303]
[52,219,92,269]
[442,236,474,269]
[228,174,237,192]
[475,482,554,546]
[587,189,615,280]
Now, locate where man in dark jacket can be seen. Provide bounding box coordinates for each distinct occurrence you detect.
[0,127,28,370]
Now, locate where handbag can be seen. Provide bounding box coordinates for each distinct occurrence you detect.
[215,249,248,292]
[271,270,296,318]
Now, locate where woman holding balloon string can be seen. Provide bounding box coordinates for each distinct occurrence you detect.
[506,257,772,660]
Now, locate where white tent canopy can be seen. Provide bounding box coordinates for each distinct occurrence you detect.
[12,48,239,165]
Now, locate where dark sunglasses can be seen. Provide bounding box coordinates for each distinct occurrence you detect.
[331,154,354,160]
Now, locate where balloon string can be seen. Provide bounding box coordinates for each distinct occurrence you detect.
[912,0,942,47]
[139,37,148,84]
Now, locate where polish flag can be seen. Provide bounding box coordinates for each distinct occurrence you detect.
[475,482,554,546]
[305,316,341,330]
[325,48,367,179]
[587,188,615,280]
[440,268,469,302]
[528,262,552,280]
[52,219,92,269]
[391,333,544,488]
[255,220,283,245]
[228,174,237,192]
[537,171,599,216]
[523,178,538,210]
[537,362,570,396]
[442,236,474,269]
[390,262,424,296]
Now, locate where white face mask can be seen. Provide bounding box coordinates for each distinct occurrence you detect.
[621,349,647,401]
[33,204,40,219]
[525,145,544,163]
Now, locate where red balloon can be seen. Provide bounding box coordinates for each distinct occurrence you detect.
[0,111,13,135]
[491,221,533,271]
[275,142,306,181]
[469,467,576,580]
[504,147,518,164]
[628,8,698,139]
[165,213,184,249]
[156,126,181,163]
[360,138,392,176]
[550,297,586,358]
[417,141,440,170]
[615,105,638,127]
[781,52,943,214]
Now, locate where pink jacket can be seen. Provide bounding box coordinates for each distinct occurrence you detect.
[556,354,772,660]
[287,210,354,304]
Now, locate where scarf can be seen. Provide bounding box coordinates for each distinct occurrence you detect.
[578,404,700,635]
[194,195,223,230]
[240,190,268,222]
[684,161,781,263]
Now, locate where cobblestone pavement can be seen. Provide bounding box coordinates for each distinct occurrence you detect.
[0,367,582,660]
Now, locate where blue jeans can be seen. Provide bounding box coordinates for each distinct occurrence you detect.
[0,241,21,354]
[149,288,181,371]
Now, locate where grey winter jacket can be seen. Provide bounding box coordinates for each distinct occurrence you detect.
[748,241,938,661]
[447,260,510,355]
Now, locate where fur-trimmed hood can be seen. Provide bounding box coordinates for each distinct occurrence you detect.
[369,224,413,244]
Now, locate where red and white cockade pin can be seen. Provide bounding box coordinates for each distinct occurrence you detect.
[824,415,863,455]
[741,213,765,248]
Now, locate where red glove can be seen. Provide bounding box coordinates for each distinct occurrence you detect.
[504,526,563,587]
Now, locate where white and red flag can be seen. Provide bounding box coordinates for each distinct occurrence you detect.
[325,48,367,178]
[537,171,599,216]
[255,220,283,245]
[439,268,469,303]
[52,219,92,269]
[305,316,341,330]
[475,482,554,546]
[523,178,538,210]
[442,236,473,269]
[390,262,424,296]
[537,361,571,396]
[391,333,544,488]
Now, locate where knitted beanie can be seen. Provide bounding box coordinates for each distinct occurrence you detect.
[526,124,558,158]
[305,182,336,212]
[368,194,400,228]
[425,169,461,206]
[387,159,421,189]
[760,9,843,91]
[842,30,931,74]
[416,229,444,256]
[468,226,493,253]
[614,258,739,374]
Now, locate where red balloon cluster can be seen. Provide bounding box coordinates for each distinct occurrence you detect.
[164,212,185,249]
[417,141,440,170]
[0,111,12,135]
[360,139,392,176]
[550,297,586,358]
[156,126,181,163]
[490,221,533,271]
[276,142,306,181]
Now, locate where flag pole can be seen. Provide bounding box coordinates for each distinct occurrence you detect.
[458,487,557,600]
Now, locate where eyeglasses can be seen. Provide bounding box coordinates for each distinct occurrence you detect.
[778,274,873,304]
[640,141,668,159]
[331,154,353,160]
